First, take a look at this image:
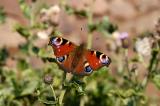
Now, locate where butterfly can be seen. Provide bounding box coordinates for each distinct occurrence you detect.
[48,36,111,76]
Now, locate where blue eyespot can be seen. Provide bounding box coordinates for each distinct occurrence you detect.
[84,65,93,73]
[51,37,62,46]
[101,59,108,64]
[100,54,110,65]
[56,55,66,63]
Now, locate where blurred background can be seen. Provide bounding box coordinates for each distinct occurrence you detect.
[0,0,160,47]
[0,0,160,106]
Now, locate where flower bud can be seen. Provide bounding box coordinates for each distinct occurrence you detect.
[43,74,53,85]
[119,32,129,48]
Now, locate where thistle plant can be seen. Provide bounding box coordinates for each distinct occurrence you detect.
[0,1,160,106]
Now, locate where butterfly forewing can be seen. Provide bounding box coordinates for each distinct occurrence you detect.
[49,37,76,57]
[85,50,111,70]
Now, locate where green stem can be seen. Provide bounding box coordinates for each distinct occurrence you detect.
[124,49,130,76]
[138,54,147,68]
[30,7,34,27]
[58,73,73,105]
[124,49,132,82]
[141,42,159,89]
[59,90,66,106]
[87,33,92,49]
[87,0,94,49]
[50,84,57,101]
[58,73,66,106]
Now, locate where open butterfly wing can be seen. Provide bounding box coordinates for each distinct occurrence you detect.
[49,37,76,57]
[85,50,111,70]
[49,37,111,76]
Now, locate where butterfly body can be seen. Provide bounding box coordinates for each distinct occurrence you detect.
[48,36,111,76]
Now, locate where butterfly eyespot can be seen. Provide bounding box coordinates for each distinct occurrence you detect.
[56,55,67,63]
[84,62,93,73]
[52,37,63,46]
[85,66,93,73]
[100,54,110,65]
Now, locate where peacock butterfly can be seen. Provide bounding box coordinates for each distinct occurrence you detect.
[48,36,111,76]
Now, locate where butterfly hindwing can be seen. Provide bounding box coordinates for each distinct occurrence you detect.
[70,45,94,76]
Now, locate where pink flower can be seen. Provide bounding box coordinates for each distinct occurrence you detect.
[119,32,129,40]
[112,31,129,48]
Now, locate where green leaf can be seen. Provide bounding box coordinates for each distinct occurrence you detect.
[87,23,97,33]
[74,10,88,18]
[65,5,74,15]
[32,46,40,54]
[38,97,58,105]
[19,0,31,19]
[153,75,160,89]
[38,48,50,58]
[21,80,38,96]
[14,24,30,38]
[0,48,8,65]
[17,59,29,70]
[72,81,85,95]
[0,7,6,24]
[11,78,22,96]
[98,16,118,34]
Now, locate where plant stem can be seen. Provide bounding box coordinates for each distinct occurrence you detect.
[124,49,131,81]
[142,48,159,88]
[87,33,92,49]
[58,73,73,105]
[59,90,66,106]
[50,84,57,101]
[87,0,94,49]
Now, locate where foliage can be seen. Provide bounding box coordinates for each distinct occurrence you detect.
[0,6,6,24]
[0,1,160,106]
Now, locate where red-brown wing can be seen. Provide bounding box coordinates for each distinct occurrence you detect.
[49,37,76,57]
[72,57,87,76]
[72,49,112,76]
[49,37,111,76]
[48,37,77,73]
[56,54,74,73]
[85,50,111,70]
